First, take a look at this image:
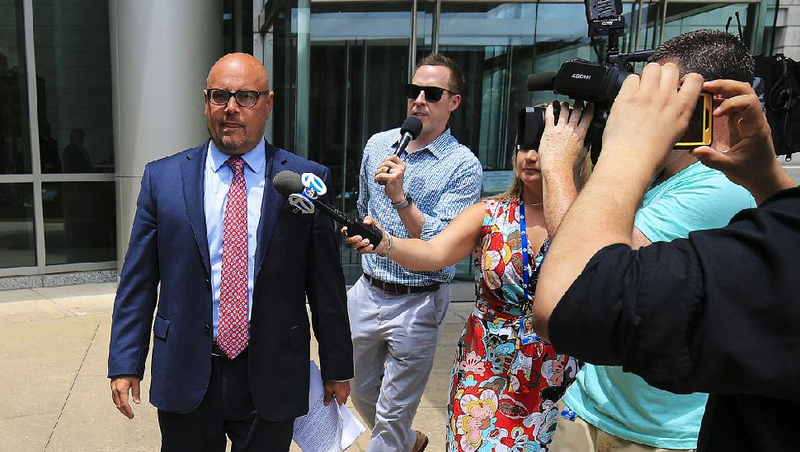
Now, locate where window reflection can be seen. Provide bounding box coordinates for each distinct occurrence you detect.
[0,183,36,268]
[437,3,597,170]
[33,0,114,174]
[304,1,414,210]
[0,0,32,175]
[662,3,751,43]
[42,182,116,265]
[269,1,416,283]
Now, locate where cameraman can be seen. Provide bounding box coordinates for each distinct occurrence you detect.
[533,61,799,452]
[544,30,756,452]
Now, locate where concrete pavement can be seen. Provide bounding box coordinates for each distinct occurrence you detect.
[0,282,476,452]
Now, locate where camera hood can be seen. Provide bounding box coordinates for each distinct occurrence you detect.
[553,60,630,103]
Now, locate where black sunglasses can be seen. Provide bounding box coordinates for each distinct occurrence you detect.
[404,83,456,103]
[205,88,269,107]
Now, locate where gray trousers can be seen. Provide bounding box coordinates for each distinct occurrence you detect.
[347,276,450,452]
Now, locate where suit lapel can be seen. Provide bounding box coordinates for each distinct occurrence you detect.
[254,142,288,277]
[182,142,211,277]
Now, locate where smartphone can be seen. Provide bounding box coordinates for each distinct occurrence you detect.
[675,92,713,148]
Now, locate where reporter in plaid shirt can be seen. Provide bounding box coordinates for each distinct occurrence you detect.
[347,53,482,452]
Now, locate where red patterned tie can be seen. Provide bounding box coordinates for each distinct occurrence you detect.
[217,157,249,358]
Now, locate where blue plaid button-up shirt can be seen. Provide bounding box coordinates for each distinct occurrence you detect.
[357,127,483,285]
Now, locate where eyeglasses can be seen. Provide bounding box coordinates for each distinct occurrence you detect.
[205,88,269,107]
[404,83,456,103]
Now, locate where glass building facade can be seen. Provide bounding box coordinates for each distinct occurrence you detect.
[0,0,788,286]
[0,0,116,278]
[257,0,777,281]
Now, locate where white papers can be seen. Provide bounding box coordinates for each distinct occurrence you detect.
[293,361,366,452]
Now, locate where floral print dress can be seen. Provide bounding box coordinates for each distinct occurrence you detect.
[446,197,580,452]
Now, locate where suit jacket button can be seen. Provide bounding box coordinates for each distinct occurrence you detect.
[203,324,211,336]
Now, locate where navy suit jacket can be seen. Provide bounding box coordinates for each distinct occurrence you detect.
[108,140,353,419]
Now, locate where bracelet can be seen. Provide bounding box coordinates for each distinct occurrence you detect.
[377,232,393,257]
[392,193,413,210]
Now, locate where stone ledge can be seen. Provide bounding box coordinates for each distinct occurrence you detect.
[0,270,118,291]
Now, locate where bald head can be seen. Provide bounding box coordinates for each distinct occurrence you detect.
[207,53,270,91]
[204,53,274,155]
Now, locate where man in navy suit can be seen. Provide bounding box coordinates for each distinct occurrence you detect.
[108,53,353,452]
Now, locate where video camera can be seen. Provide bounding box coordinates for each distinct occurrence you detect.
[755,54,800,158]
[517,0,711,161]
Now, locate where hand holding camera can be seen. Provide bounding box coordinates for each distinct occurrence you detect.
[537,101,594,175]
[690,80,796,203]
[600,63,704,173]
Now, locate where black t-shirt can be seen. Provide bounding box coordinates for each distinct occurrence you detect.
[549,186,800,451]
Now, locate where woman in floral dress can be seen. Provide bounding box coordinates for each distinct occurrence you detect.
[346,102,593,451]
[445,194,578,452]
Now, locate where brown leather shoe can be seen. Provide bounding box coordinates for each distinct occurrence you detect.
[412,430,429,452]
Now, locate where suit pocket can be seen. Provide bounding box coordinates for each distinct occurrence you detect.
[153,316,170,340]
[288,325,309,348]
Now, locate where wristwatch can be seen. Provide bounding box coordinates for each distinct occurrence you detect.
[392,193,413,210]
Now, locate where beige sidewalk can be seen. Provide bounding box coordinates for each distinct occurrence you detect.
[0,282,475,452]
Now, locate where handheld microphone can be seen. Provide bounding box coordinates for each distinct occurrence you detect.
[394,116,423,157]
[378,116,423,186]
[273,170,384,246]
[526,71,557,92]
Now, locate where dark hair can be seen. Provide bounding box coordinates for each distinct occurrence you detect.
[416,53,465,94]
[648,29,754,83]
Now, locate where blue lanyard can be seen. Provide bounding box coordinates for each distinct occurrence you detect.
[518,199,548,305]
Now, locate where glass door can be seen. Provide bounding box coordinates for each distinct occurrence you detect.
[266,0,419,283]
